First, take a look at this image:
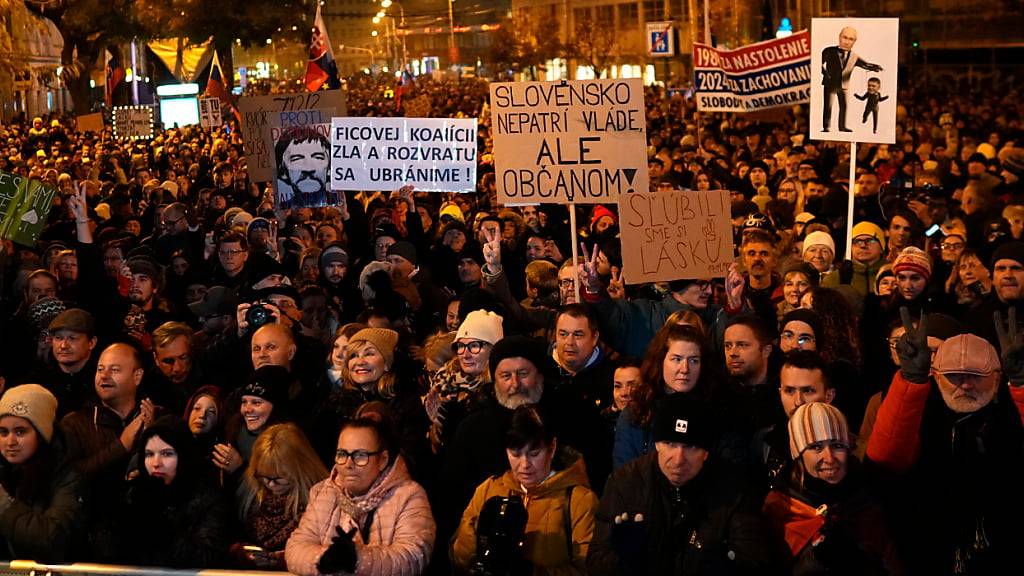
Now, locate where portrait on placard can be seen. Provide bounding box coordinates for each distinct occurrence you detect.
[810,18,898,144]
[270,124,342,211]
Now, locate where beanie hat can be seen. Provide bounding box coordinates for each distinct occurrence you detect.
[977,143,996,160]
[320,244,349,268]
[386,241,418,266]
[652,394,714,450]
[440,203,465,223]
[161,180,179,198]
[127,255,161,279]
[590,205,617,228]
[456,310,504,344]
[29,296,66,334]
[788,402,850,459]
[241,365,292,408]
[875,264,894,290]
[0,384,58,442]
[247,217,272,237]
[802,231,835,255]
[231,211,254,230]
[489,335,550,379]
[991,240,1024,268]
[781,309,823,341]
[851,221,886,252]
[892,246,932,281]
[349,328,399,368]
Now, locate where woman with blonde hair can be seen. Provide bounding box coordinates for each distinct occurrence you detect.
[233,423,329,569]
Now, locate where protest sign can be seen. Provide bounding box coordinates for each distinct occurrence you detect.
[238,90,346,181]
[618,189,733,284]
[0,171,58,246]
[330,117,477,193]
[403,95,432,118]
[199,97,223,129]
[76,112,105,134]
[694,31,811,113]
[267,122,343,211]
[112,106,154,140]
[810,18,899,144]
[490,78,647,205]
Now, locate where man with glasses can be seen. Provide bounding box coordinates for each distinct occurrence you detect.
[850,221,887,296]
[213,232,250,289]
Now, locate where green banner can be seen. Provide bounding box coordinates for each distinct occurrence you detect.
[0,171,58,246]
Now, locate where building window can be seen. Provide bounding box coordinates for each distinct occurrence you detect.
[573,6,592,26]
[643,0,661,21]
[619,3,640,29]
[596,5,615,27]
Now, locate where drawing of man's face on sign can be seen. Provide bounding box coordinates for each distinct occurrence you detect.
[274,127,332,209]
[310,26,326,59]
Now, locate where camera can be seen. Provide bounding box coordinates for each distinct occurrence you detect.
[245,302,274,330]
[472,494,529,576]
[879,178,946,220]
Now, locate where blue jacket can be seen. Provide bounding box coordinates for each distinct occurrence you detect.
[591,293,731,358]
[612,407,653,470]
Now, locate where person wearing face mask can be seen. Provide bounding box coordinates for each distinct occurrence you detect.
[868,309,1024,574]
[452,405,598,576]
[0,384,86,562]
[123,416,228,567]
[285,411,435,576]
[763,403,902,575]
[233,423,328,569]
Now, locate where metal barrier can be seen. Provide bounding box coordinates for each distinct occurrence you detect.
[0,561,291,576]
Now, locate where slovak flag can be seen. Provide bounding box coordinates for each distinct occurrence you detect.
[205,50,229,103]
[305,4,341,91]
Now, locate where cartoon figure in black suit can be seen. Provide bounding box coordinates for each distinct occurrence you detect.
[855,77,889,134]
[821,27,883,133]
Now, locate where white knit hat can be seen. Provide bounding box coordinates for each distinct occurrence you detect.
[456,310,504,344]
[802,230,836,255]
[0,384,58,443]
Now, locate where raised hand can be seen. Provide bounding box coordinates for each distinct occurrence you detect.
[897,307,931,383]
[607,266,625,300]
[995,307,1024,386]
[482,227,502,270]
[726,262,745,309]
[66,182,88,222]
[579,242,601,293]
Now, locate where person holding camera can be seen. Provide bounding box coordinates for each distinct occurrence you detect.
[451,405,598,576]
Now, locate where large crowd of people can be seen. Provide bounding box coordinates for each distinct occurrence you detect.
[0,69,1021,575]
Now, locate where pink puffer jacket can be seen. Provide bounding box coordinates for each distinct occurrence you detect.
[285,456,435,576]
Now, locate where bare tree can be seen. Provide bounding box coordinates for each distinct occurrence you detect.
[569,14,617,78]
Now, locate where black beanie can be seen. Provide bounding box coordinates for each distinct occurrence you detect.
[991,240,1024,268]
[387,241,419,266]
[489,335,550,379]
[781,309,823,341]
[242,365,292,408]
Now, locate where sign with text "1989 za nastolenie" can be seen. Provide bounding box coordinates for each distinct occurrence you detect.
[694,31,811,113]
[490,78,648,205]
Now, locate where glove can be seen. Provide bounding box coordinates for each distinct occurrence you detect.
[895,307,931,384]
[837,259,854,285]
[609,512,648,566]
[317,525,358,574]
[995,307,1024,386]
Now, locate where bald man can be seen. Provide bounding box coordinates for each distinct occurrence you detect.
[251,323,297,370]
[821,26,882,132]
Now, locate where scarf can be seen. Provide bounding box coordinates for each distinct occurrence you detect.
[333,460,397,520]
[249,491,301,551]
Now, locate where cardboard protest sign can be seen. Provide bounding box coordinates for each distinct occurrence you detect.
[238,90,346,181]
[267,122,343,211]
[76,112,105,134]
[331,118,477,193]
[0,171,58,246]
[199,97,223,129]
[618,189,733,284]
[402,95,432,118]
[810,18,899,144]
[112,106,154,140]
[694,31,811,113]
[490,78,647,205]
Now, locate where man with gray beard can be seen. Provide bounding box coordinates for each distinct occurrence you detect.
[432,335,550,571]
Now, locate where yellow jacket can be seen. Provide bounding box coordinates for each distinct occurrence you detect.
[451,452,598,576]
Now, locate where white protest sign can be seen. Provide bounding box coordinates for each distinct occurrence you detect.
[112,106,154,140]
[199,97,223,128]
[237,90,346,181]
[330,117,477,192]
[810,18,899,144]
[490,78,648,205]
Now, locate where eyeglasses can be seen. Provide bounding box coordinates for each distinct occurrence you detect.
[452,341,489,354]
[218,249,246,257]
[852,237,879,247]
[255,474,289,486]
[941,242,965,251]
[334,449,383,466]
[781,331,815,346]
[162,216,184,227]
[558,279,576,288]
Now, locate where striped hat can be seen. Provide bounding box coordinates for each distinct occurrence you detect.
[788,402,849,459]
[892,246,932,281]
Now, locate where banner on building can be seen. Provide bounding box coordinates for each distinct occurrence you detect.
[112,106,155,140]
[267,122,343,211]
[0,171,58,247]
[489,78,648,205]
[330,117,477,193]
[693,30,811,113]
[646,22,675,57]
[199,97,223,128]
[810,18,899,144]
[618,189,733,284]
[237,90,347,181]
